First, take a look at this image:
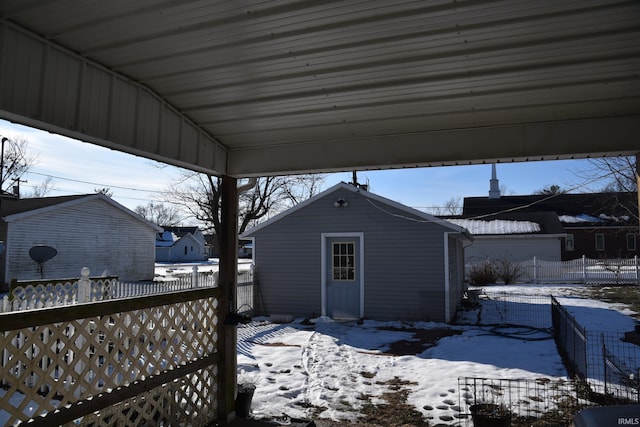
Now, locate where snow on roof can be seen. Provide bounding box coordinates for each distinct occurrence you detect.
[558,214,602,223]
[448,218,540,235]
[559,213,632,224]
[156,231,179,246]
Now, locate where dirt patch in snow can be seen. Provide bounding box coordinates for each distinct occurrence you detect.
[376,327,463,356]
[256,342,301,348]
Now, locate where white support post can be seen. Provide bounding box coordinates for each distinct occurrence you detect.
[533,256,538,284]
[582,255,587,284]
[192,265,199,288]
[77,267,91,303]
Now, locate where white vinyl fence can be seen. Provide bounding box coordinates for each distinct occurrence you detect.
[466,256,640,285]
[1,266,218,313]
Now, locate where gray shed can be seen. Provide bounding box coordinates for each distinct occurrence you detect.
[241,183,472,322]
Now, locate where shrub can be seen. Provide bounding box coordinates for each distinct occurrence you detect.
[494,256,524,284]
[469,260,498,285]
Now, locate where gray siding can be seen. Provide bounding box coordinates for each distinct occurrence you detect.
[447,235,466,322]
[6,198,156,282]
[250,187,465,322]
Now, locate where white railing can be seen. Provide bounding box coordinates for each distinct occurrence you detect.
[466,256,640,285]
[237,269,254,314]
[1,266,218,313]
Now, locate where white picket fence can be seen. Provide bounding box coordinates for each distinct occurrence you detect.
[467,256,640,285]
[0,266,218,313]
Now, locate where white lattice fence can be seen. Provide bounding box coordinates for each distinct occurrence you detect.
[0,287,220,426]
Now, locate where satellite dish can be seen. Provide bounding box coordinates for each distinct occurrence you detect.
[29,245,57,278]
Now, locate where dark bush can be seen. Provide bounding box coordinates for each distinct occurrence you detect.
[469,260,498,285]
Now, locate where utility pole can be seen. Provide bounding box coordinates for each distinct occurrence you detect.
[636,153,640,235]
[0,136,7,257]
[0,136,7,195]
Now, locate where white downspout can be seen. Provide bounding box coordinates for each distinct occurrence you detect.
[237,177,258,194]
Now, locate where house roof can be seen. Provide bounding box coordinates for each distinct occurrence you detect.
[242,182,471,239]
[156,230,201,248]
[156,231,179,247]
[161,226,201,238]
[0,194,87,217]
[1,193,163,231]
[462,192,637,227]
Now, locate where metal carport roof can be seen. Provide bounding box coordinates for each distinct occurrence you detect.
[0,0,639,177]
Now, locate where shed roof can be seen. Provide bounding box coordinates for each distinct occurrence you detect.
[241,182,471,238]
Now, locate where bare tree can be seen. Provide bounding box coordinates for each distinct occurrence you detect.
[25,176,56,198]
[0,136,38,196]
[161,173,325,250]
[429,197,462,216]
[571,156,638,223]
[575,156,637,193]
[134,201,183,227]
[534,184,564,195]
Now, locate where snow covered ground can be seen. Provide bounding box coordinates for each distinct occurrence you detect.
[237,284,639,425]
[3,270,637,426]
[153,258,253,279]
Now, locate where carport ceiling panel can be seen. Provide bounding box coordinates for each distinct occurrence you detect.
[1,0,640,176]
[128,1,640,148]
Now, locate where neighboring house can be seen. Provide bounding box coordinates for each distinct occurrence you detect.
[462,165,638,261]
[241,182,472,323]
[0,193,162,285]
[463,192,638,260]
[447,212,565,263]
[238,240,253,259]
[156,226,207,262]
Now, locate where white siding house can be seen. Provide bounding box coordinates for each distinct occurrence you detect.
[241,183,472,323]
[156,227,207,262]
[448,216,565,263]
[0,194,162,284]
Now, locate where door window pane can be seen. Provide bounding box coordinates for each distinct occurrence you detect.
[332,242,355,281]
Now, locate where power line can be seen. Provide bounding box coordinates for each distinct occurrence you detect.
[26,170,165,193]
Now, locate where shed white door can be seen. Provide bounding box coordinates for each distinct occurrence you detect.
[325,236,362,319]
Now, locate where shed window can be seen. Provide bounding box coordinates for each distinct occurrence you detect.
[332,242,355,281]
[627,233,637,251]
[595,234,605,251]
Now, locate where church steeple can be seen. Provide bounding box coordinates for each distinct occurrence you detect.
[489,164,501,199]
